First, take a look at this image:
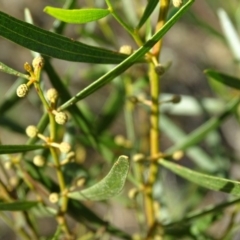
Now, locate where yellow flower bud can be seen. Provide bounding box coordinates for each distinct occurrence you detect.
[172,0,183,8]
[24,62,33,73]
[32,56,45,70]
[33,155,45,167]
[16,84,28,97]
[26,125,38,138]
[55,111,68,125]
[59,142,71,153]
[119,45,133,55]
[46,88,58,104]
[49,193,59,203]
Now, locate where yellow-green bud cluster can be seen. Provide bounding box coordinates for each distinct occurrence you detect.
[49,193,59,203]
[32,56,45,70]
[33,155,45,167]
[16,84,29,98]
[26,125,38,138]
[54,111,68,125]
[172,0,183,8]
[59,142,71,153]
[47,88,58,104]
[119,45,133,55]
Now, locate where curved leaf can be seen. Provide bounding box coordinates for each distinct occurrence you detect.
[68,155,129,201]
[0,11,127,63]
[137,0,158,29]
[0,145,45,154]
[0,201,38,211]
[160,159,240,196]
[44,7,110,24]
[205,69,240,90]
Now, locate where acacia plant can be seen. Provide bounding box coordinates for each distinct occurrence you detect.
[0,0,240,239]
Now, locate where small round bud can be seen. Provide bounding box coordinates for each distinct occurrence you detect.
[9,176,19,187]
[119,45,133,55]
[47,88,58,103]
[172,0,183,8]
[32,56,45,70]
[171,95,181,104]
[173,151,184,160]
[155,64,165,76]
[4,161,12,170]
[55,112,68,125]
[16,84,28,97]
[26,125,38,138]
[133,153,145,162]
[24,62,33,73]
[49,193,59,203]
[59,142,71,153]
[33,155,45,167]
[114,135,126,146]
[76,177,86,187]
[128,188,139,199]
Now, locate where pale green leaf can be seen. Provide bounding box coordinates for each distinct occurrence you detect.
[68,155,129,201]
[160,159,240,196]
[44,7,110,24]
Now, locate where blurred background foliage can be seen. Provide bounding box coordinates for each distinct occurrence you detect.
[0,0,240,239]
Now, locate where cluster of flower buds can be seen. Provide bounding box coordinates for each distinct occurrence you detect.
[26,125,72,158]
[52,110,68,125]
[16,56,45,98]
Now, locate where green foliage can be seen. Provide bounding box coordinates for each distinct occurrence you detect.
[0,0,239,239]
[44,7,110,24]
[68,156,129,201]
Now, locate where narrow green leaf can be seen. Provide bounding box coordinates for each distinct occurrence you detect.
[205,69,240,90]
[137,0,158,29]
[0,62,29,79]
[0,201,38,211]
[0,145,45,154]
[164,197,240,227]
[59,0,194,110]
[44,7,110,24]
[0,11,127,63]
[159,159,240,196]
[166,97,240,154]
[68,155,129,201]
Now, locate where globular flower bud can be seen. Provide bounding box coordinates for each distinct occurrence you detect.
[119,45,133,55]
[76,177,86,187]
[47,88,58,104]
[59,142,71,153]
[26,125,38,138]
[16,84,28,97]
[132,153,145,162]
[128,188,139,199]
[172,0,183,8]
[33,155,45,167]
[32,56,45,70]
[4,161,12,170]
[49,193,59,203]
[55,111,68,125]
[24,62,33,73]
